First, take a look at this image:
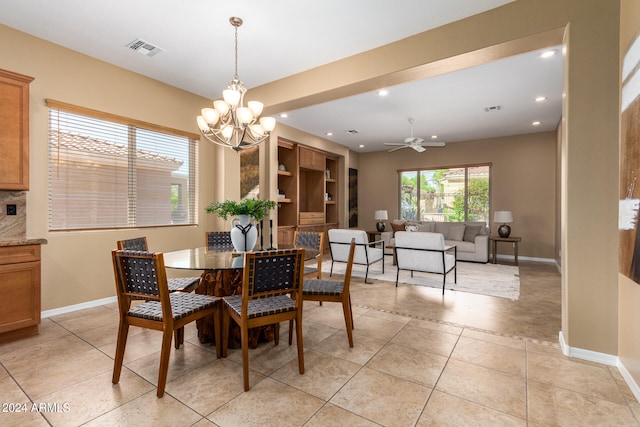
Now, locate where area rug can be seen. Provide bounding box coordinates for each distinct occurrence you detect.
[321,259,520,300]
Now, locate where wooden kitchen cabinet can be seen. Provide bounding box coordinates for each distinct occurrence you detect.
[0,68,33,190]
[0,244,41,343]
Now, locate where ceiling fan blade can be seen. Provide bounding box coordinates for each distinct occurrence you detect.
[421,141,446,147]
[388,145,409,152]
[405,137,424,144]
[412,145,426,153]
[384,142,406,146]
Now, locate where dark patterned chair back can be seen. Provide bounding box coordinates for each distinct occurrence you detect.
[206,231,234,250]
[117,237,148,251]
[243,248,304,299]
[294,231,323,260]
[112,249,167,300]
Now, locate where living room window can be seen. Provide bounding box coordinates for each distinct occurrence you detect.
[47,101,198,231]
[399,165,490,224]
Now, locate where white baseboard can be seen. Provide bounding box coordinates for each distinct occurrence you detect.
[617,359,640,404]
[557,332,640,399]
[558,331,618,365]
[495,254,556,263]
[41,296,117,319]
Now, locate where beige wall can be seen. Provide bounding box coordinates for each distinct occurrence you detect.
[261,0,624,360]
[559,2,619,356]
[619,0,640,388]
[358,132,556,259]
[0,0,625,362]
[249,0,620,355]
[0,24,228,310]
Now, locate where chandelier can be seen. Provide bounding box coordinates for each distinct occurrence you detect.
[196,17,276,151]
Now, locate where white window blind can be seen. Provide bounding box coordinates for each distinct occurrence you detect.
[47,101,198,231]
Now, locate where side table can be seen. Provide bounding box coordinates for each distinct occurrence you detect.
[490,236,522,266]
[366,230,382,242]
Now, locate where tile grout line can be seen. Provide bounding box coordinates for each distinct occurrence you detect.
[353,303,560,348]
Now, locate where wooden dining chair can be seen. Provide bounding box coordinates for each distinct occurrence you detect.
[289,238,356,347]
[206,231,234,251]
[221,248,305,391]
[292,230,325,279]
[117,237,201,348]
[117,237,201,293]
[111,249,219,397]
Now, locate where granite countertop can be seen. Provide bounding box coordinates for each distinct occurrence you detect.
[0,238,48,247]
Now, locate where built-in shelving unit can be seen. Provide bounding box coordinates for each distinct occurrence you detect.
[276,138,340,249]
[277,140,298,246]
[325,155,338,226]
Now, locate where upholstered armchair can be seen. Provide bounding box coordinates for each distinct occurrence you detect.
[328,229,384,283]
[394,231,457,294]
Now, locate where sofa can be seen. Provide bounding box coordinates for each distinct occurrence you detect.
[381,220,489,263]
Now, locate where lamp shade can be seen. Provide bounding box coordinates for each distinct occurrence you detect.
[374,210,388,221]
[494,211,513,223]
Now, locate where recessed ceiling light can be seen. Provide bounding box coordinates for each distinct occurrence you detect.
[540,49,557,58]
[431,135,438,139]
[279,113,288,118]
[359,144,365,148]
[325,132,333,136]
[535,96,547,102]
[377,89,389,97]
[532,121,541,126]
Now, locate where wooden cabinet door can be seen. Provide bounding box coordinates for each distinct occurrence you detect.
[299,147,325,171]
[278,227,295,247]
[0,69,33,190]
[0,260,41,335]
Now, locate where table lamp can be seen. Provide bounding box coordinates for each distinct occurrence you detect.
[374,210,388,232]
[494,210,513,238]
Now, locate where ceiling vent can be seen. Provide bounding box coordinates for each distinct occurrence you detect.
[484,105,502,112]
[345,129,359,135]
[126,39,164,57]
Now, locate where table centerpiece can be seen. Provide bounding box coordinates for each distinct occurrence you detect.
[206,198,277,252]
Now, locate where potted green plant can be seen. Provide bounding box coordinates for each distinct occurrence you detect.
[206,198,277,252]
[206,198,277,221]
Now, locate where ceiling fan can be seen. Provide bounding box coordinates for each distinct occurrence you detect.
[384,118,446,153]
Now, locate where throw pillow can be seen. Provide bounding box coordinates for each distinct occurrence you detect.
[405,225,419,232]
[434,222,449,235]
[447,225,466,241]
[390,221,406,237]
[417,223,434,232]
[463,225,483,242]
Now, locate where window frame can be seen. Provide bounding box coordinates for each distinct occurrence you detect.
[398,163,491,224]
[46,99,199,231]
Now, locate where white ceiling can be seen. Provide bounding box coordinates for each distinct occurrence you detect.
[0,0,562,152]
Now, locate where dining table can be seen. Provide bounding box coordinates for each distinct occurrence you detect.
[163,247,277,354]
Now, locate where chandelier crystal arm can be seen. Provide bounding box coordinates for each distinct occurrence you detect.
[196,16,275,152]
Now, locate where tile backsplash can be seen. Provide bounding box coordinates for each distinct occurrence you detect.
[0,191,27,239]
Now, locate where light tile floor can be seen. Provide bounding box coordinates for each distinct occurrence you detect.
[1,260,639,426]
